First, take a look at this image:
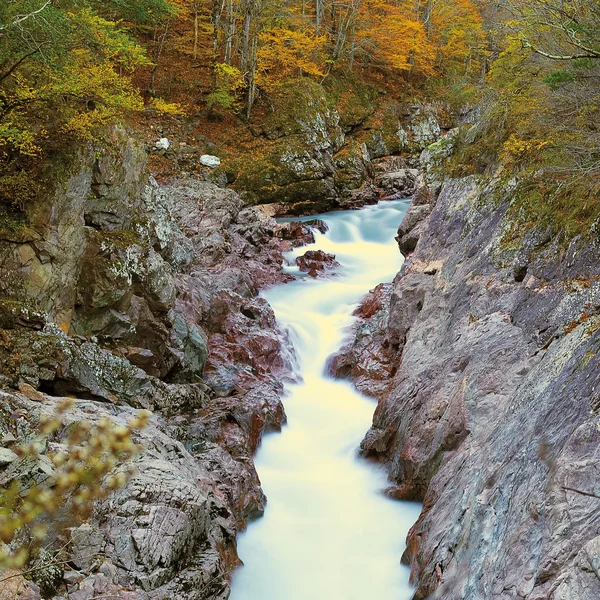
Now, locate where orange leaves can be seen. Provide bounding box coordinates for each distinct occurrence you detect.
[354,0,435,75]
[429,0,487,73]
[257,28,326,89]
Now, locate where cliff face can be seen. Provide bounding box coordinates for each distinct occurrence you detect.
[201,84,445,214]
[0,128,295,599]
[339,170,600,598]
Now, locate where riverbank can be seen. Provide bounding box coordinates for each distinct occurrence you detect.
[0,128,421,599]
[335,172,600,599]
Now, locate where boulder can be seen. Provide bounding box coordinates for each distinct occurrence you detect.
[296,250,340,277]
[155,138,170,150]
[328,283,394,398]
[377,169,420,198]
[199,154,221,168]
[395,204,432,256]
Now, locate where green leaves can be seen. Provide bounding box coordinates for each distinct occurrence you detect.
[0,0,160,209]
[0,400,150,571]
[545,70,575,90]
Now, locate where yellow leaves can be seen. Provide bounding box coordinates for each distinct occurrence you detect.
[150,97,186,116]
[0,124,41,157]
[66,8,151,70]
[429,0,487,76]
[354,0,436,76]
[0,406,150,571]
[502,134,551,166]
[257,28,326,88]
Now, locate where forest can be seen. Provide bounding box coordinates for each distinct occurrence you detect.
[0,0,599,223]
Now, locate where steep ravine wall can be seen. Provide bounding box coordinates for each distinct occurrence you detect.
[337,173,600,599]
[0,128,296,600]
[0,109,440,599]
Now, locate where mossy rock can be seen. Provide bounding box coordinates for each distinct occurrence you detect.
[325,76,383,131]
[0,204,28,232]
[0,299,46,330]
[356,101,408,158]
[232,133,336,205]
[333,142,372,194]
[260,79,340,144]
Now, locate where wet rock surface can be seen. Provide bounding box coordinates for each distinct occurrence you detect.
[328,283,394,398]
[339,172,600,599]
[295,250,340,277]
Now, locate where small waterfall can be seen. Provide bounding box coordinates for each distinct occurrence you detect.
[230,199,421,600]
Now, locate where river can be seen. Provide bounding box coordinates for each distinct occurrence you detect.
[229,199,421,600]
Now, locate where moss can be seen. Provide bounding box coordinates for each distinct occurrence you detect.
[333,142,369,192]
[96,228,142,250]
[499,176,600,247]
[324,75,382,130]
[0,204,28,231]
[232,132,334,205]
[260,78,336,140]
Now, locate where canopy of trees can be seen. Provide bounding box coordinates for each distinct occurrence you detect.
[1,0,599,215]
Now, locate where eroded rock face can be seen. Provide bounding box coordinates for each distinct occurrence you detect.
[0,134,294,599]
[328,283,395,398]
[377,169,420,198]
[228,86,447,214]
[343,173,600,599]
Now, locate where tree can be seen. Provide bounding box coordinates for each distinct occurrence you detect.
[505,0,600,61]
[0,1,153,209]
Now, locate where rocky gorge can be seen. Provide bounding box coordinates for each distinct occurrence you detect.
[333,139,600,598]
[1,97,599,600]
[0,102,434,599]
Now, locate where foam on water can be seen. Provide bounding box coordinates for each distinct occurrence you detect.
[229,199,421,600]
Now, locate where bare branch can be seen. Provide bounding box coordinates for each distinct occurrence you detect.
[564,486,600,499]
[0,1,52,33]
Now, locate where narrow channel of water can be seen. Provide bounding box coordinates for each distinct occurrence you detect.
[230,199,421,600]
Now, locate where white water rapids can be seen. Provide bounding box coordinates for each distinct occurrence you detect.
[229,199,421,600]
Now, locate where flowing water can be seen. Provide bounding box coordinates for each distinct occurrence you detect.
[229,199,421,600]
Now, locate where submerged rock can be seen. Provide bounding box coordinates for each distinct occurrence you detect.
[296,250,340,277]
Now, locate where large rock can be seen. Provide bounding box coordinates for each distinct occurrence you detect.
[354,174,600,599]
[295,250,340,277]
[0,131,294,600]
[328,283,395,398]
[377,169,419,198]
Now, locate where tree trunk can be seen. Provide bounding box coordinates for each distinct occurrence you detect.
[193,7,199,59]
[241,5,252,72]
[246,34,258,119]
[224,0,235,65]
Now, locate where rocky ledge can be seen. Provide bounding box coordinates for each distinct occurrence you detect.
[0,130,305,599]
[335,171,600,599]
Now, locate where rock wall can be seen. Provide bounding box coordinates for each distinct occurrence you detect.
[0,128,298,599]
[223,81,445,214]
[335,167,600,598]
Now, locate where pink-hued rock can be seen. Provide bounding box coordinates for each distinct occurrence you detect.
[296,250,340,277]
[328,283,394,399]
